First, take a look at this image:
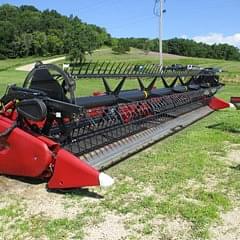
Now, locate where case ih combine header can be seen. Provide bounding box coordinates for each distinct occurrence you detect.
[0,61,230,190]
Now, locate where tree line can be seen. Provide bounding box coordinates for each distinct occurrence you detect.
[0,4,239,62]
[118,37,240,61]
[0,4,111,60]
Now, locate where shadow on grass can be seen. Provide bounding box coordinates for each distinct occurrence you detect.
[207,122,240,134]
[5,175,45,184]
[2,175,103,199]
[230,165,240,171]
[48,188,104,199]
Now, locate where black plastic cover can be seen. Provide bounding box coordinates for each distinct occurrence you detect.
[17,99,47,121]
[188,84,200,90]
[172,85,188,93]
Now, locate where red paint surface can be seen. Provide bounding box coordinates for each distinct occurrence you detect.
[208,97,230,110]
[0,116,52,177]
[0,115,101,188]
[231,97,240,103]
[48,149,100,189]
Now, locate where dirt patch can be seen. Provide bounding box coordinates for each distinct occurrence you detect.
[83,213,129,240]
[208,145,240,239]
[227,149,240,166]
[0,175,34,194]
[22,187,84,219]
[210,208,240,240]
[0,176,88,219]
[203,174,220,191]
[161,217,193,240]
[216,144,240,167]
[122,213,193,240]
[184,179,202,192]
[179,194,202,205]
[136,216,193,240]
[142,185,156,197]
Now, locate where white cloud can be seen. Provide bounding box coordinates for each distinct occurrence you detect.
[180,34,188,39]
[192,33,240,48]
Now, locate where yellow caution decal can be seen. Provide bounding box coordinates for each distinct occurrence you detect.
[143,91,148,98]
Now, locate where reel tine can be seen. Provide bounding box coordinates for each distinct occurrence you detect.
[118,63,126,74]
[85,61,92,75]
[150,64,158,74]
[114,63,123,74]
[91,61,98,74]
[77,59,83,75]
[98,62,105,74]
[109,62,115,74]
[144,64,150,74]
[127,64,134,74]
[123,64,131,74]
[103,62,111,74]
[147,64,154,74]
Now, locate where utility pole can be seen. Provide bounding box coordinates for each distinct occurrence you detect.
[159,0,163,66]
[154,0,166,66]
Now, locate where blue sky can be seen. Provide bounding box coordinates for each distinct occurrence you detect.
[1,0,240,47]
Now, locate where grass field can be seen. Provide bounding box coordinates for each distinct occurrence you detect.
[0,49,240,240]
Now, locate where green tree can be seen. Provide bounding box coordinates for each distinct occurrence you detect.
[0,4,112,59]
[47,34,64,55]
[112,39,130,54]
[32,31,47,56]
[15,33,33,57]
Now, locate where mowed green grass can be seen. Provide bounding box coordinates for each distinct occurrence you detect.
[0,50,240,239]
